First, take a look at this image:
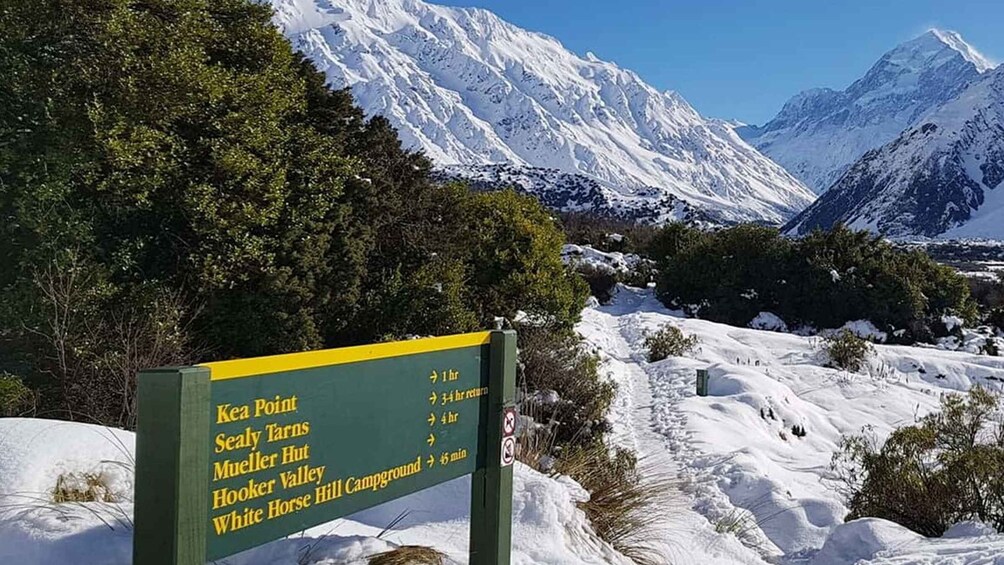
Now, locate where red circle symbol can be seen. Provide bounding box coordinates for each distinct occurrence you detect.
[501,436,516,467]
[502,408,517,437]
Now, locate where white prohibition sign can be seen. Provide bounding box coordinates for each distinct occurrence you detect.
[500,436,516,467]
[502,408,517,437]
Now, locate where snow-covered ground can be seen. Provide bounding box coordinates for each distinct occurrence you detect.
[561,244,646,275]
[0,418,631,565]
[4,286,1004,564]
[579,285,1004,564]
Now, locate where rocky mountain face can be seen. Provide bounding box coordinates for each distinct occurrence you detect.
[268,0,815,224]
[785,65,1004,239]
[739,30,994,194]
[431,164,716,225]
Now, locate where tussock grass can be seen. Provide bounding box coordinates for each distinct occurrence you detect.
[707,491,805,554]
[556,445,679,565]
[713,507,759,542]
[368,546,444,565]
[51,472,117,503]
[0,425,135,532]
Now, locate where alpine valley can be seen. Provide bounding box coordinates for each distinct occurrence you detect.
[268,0,815,225]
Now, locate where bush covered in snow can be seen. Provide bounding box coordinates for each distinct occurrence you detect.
[652,223,978,343]
[517,325,614,450]
[562,244,655,303]
[645,324,700,362]
[823,330,875,372]
[749,312,788,332]
[833,387,1004,537]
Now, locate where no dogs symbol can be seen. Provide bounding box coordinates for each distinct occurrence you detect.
[502,407,517,437]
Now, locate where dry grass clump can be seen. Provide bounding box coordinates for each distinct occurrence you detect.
[368,545,445,565]
[51,472,117,503]
[556,445,679,565]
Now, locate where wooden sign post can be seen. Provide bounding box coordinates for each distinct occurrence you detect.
[133,330,516,564]
[696,368,709,397]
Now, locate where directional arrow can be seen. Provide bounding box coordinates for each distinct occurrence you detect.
[427,413,436,426]
[427,433,436,447]
[429,391,437,405]
[427,455,435,468]
[429,371,438,384]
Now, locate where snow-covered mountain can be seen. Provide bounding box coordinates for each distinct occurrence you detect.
[269,0,815,224]
[739,30,995,194]
[785,64,1004,239]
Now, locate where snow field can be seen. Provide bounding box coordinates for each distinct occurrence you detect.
[578,285,1004,564]
[0,419,629,565]
[5,284,1004,564]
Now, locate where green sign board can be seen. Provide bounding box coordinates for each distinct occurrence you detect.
[133,331,516,565]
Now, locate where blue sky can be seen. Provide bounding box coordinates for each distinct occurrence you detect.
[433,0,1003,125]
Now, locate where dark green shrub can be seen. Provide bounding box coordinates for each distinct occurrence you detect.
[574,264,619,304]
[559,212,660,255]
[833,387,1004,536]
[517,324,614,449]
[0,1,588,427]
[823,330,874,372]
[622,260,657,289]
[651,224,978,341]
[0,373,33,416]
[968,276,1004,311]
[988,308,1004,334]
[648,222,703,264]
[645,324,700,362]
[656,224,795,326]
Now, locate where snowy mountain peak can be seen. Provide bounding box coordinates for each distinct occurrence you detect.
[927,29,995,73]
[270,0,815,224]
[740,30,991,194]
[785,64,1004,239]
[864,29,994,82]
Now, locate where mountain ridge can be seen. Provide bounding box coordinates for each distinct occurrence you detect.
[784,64,1004,239]
[739,29,995,194]
[269,0,815,224]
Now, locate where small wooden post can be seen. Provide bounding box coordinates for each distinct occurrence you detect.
[469,330,516,565]
[133,367,211,565]
[696,369,710,397]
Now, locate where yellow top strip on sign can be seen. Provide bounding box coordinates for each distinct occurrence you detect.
[202,331,493,381]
